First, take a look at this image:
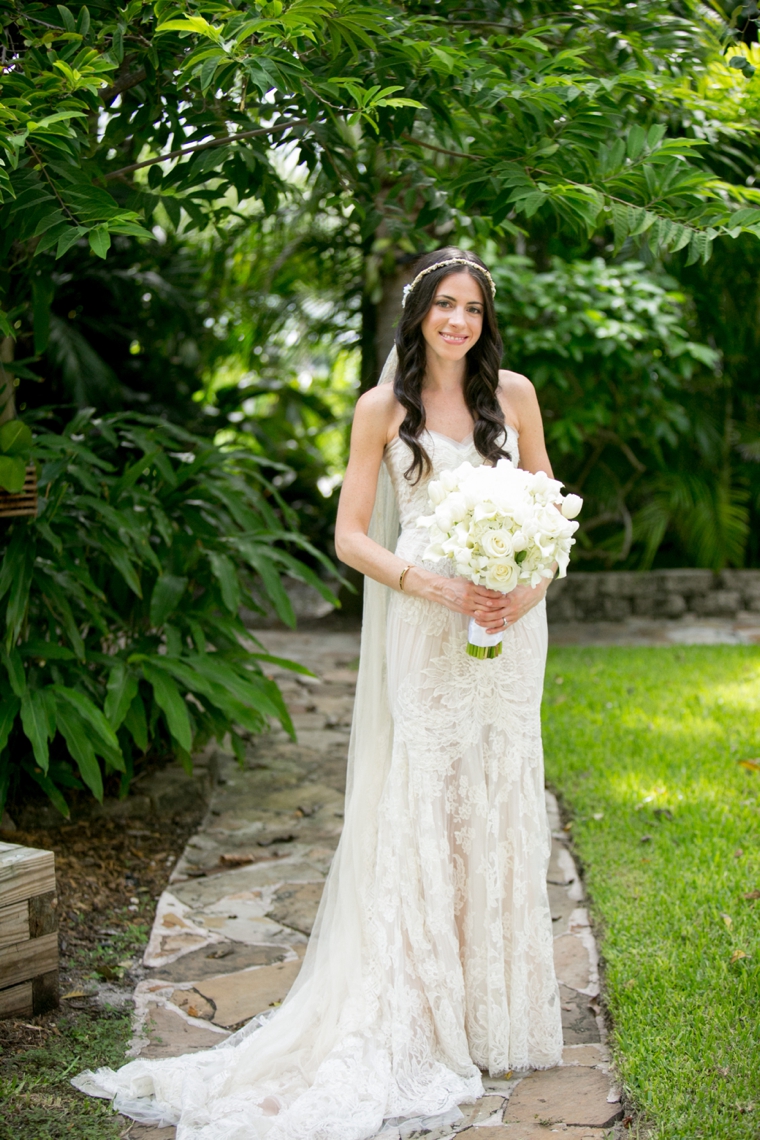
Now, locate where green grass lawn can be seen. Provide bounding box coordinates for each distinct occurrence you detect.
[543,645,760,1140]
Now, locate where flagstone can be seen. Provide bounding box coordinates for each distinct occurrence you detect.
[151,940,293,983]
[137,1003,229,1059]
[192,958,303,1027]
[503,1066,622,1128]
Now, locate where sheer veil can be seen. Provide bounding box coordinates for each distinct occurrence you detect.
[72,349,406,1139]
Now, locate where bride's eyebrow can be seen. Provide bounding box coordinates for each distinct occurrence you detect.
[436,293,482,305]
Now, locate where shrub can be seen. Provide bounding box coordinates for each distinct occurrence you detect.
[0,409,338,816]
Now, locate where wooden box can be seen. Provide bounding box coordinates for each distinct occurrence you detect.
[0,842,58,1017]
[0,465,38,519]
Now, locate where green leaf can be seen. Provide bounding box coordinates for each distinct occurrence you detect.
[56,226,87,259]
[123,691,148,752]
[104,661,138,730]
[0,420,32,457]
[0,528,26,603]
[18,640,76,661]
[54,701,103,801]
[20,689,52,772]
[149,574,188,627]
[51,685,120,751]
[0,646,26,697]
[5,544,34,647]
[208,552,241,613]
[0,455,26,493]
[88,226,111,259]
[57,5,77,32]
[0,695,20,753]
[142,661,193,751]
[627,124,647,160]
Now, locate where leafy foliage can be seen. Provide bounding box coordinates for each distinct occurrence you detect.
[492,254,752,569]
[2,0,760,352]
[0,409,338,815]
[0,416,32,491]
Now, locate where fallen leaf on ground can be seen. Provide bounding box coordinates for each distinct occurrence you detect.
[219,853,256,866]
[738,759,760,772]
[734,849,744,858]
[593,812,604,820]
[730,949,747,963]
[721,913,733,929]
[61,990,87,1000]
[640,835,653,844]
[742,889,760,901]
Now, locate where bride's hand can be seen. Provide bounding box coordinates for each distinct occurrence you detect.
[408,570,504,618]
[475,580,550,634]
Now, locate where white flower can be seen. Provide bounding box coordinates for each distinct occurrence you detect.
[561,493,583,520]
[428,480,447,507]
[484,558,519,593]
[481,528,513,558]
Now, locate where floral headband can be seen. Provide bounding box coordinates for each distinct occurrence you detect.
[401,257,497,308]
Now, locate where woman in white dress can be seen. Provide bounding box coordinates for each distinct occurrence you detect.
[74,248,562,1140]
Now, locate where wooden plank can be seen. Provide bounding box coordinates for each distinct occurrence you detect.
[29,891,58,938]
[0,981,33,1018]
[0,932,58,990]
[0,900,29,949]
[0,843,55,907]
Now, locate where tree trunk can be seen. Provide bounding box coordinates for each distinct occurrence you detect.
[0,337,15,425]
[359,260,413,394]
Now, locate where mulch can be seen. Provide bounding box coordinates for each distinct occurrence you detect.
[0,810,204,1054]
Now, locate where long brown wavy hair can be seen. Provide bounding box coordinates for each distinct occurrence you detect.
[393,247,510,483]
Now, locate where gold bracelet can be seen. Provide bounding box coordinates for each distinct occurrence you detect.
[399,564,413,592]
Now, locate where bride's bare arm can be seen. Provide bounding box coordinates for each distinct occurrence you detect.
[335,389,502,621]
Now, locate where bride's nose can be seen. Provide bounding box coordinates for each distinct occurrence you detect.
[445,306,467,328]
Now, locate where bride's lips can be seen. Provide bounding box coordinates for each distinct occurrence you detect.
[439,332,468,344]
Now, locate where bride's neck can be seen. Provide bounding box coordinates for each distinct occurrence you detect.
[422,352,466,394]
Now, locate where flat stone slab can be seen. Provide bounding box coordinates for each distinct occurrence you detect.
[503,1066,622,1128]
[267,880,324,935]
[152,940,292,983]
[192,959,303,1027]
[137,1002,229,1059]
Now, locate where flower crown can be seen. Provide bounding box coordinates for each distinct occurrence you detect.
[401,257,496,308]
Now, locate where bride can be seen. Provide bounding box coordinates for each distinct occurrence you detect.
[74,247,563,1139]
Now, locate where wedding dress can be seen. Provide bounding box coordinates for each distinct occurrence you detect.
[73,364,563,1139]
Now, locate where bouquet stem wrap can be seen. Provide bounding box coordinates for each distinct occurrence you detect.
[467,617,504,659]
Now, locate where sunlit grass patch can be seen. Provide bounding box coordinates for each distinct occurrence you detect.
[543,645,760,1140]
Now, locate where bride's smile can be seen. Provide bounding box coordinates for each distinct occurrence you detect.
[421,273,484,361]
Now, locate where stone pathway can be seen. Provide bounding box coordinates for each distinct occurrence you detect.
[123,630,621,1139]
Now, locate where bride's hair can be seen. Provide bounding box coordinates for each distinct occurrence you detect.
[393,247,509,483]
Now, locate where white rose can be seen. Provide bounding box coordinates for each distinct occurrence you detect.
[484,558,519,593]
[561,493,583,520]
[481,529,514,558]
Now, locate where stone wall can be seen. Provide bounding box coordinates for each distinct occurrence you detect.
[546,569,760,624]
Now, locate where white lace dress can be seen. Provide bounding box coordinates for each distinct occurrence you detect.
[73,427,562,1140]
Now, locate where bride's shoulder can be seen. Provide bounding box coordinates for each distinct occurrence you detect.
[497,369,539,433]
[353,384,403,444]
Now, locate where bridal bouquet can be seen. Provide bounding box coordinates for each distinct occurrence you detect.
[418,460,582,659]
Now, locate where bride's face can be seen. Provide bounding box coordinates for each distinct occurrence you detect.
[420,272,484,362]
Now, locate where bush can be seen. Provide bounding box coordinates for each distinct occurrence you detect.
[0,410,338,816]
[493,255,748,569]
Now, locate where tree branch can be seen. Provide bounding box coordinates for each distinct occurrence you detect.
[101,68,147,105]
[102,120,311,180]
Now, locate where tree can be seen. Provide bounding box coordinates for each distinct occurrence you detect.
[2,0,760,392]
